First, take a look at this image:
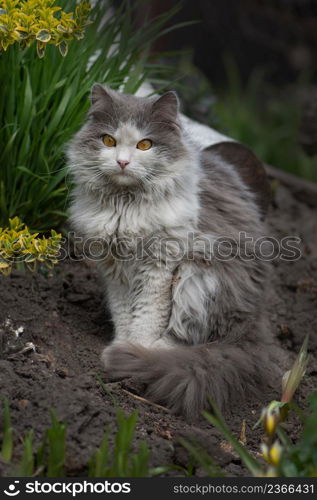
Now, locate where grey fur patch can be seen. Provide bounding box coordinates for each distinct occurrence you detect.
[202,142,271,218]
[101,323,285,420]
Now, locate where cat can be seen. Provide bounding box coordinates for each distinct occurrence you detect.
[67,84,281,419]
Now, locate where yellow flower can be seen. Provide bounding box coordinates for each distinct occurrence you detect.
[262,404,280,436]
[269,441,283,466]
[260,442,270,463]
[261,440,283,467]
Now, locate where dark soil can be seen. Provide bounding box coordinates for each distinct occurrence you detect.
[0,181,316,477]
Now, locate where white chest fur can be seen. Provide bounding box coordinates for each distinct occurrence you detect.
[70,186,199,242]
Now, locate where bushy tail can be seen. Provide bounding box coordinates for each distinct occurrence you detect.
[101,338,284,420]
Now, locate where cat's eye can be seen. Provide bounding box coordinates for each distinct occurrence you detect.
[102,134,116,147]
[137,139,152,151]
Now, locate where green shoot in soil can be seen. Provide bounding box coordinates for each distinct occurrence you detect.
[89,410,152,477]
[15,430,34,477]
[0,397,13,463]
[46,410,66,477]
[0,403,172,477]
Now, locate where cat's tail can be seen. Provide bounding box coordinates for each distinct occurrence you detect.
[101,337,284,420]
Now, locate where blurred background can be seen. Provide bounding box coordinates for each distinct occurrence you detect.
[136,0,317,183]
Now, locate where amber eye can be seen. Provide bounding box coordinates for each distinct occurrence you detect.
[137,139,152,151]
[102,134,116,147]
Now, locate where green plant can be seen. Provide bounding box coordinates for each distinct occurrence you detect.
[96,374,118,407]
[212,62,317,183]
[0,397,13,463]
[0,404,66,476]
[281,392,317,477]
[178,437,225,477]
[0,0,182,231]
[46,410,66,477]
[89,409,152,477]
[181,338,314,477]
[0,0,91,55]
[15,430,34,476]
[0,216,61,274]
[180,58,317,183]
[0,401,174,477]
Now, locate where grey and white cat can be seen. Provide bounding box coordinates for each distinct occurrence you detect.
[67,84,280,419]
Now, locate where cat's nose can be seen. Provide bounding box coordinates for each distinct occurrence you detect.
[117,160,130,169]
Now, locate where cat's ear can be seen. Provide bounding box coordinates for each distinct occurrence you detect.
[152,91,179,119]
[90,84,114,106]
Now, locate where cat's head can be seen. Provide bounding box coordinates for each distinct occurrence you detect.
[68,84,189,193]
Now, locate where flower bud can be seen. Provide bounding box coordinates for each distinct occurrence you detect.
[263,406,280,436]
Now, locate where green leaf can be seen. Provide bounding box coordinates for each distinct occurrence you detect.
[96,374,118,406]
[36,30,51,43]
[73,31,84,40]
[281,335,309,403]
[1,398,13,463]
[20,68,33,134]
[88,429,110,477]
[16,30,29,39]
[36,42,46,58]
[56,25,67,33]
[15,430,34,476]
[46,410,66,477]
[179,437,224,477]
[58,41,68,57]
[16,167,47,183]
[203,399,262,476]
[309,392,317,412]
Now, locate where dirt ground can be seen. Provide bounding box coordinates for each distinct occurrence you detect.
[0,180,316,477]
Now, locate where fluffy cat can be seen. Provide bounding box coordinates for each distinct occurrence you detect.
[67,84,281,419]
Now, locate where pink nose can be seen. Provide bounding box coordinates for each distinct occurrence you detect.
[117,160,130,169]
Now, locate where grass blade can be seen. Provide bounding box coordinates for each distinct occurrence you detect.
[281,336,309,403]
[1,398,13,463]
[88,429,110,477]
[203,400,262,476]
[179,437,224,477]
[15,430,34,477]
[46,410,66,477]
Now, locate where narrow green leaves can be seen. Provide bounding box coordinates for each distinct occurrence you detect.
[15,431,34,477]
[0,398,13,463]
[89,409,155,478]
[202,401,262,477]
[46,410,66,477]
